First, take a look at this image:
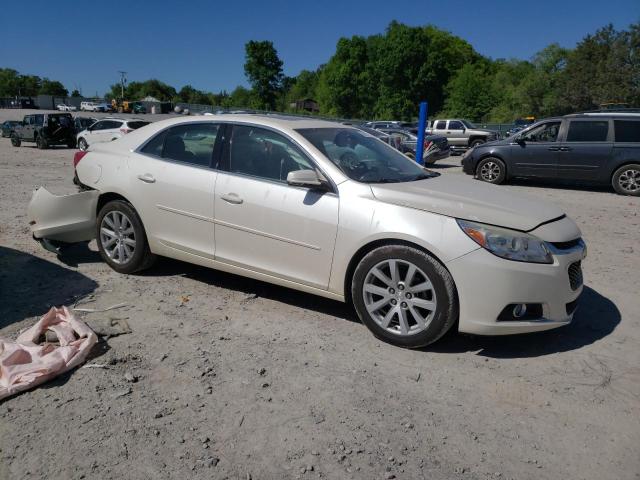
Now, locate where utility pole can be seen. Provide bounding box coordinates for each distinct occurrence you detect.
[118,71,127,100]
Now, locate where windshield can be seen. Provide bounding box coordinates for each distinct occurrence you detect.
[296,127,435,183]
[461,119,477,129]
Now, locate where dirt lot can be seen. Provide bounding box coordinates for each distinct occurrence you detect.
[1,110,639,480]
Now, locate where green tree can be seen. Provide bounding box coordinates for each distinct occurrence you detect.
[244,40,284,110]
[39,78,68,96]
[71,89,82,97]
[442,62,496,121]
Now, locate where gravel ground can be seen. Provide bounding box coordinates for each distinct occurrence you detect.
[1,110,639,480]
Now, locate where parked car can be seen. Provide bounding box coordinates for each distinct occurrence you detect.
[427,119,499,153]
[10,113,76,149]
[364,121,416,130]
[95,103,113,113]
[28,115,586,348]
[1,120,22,138]
[76,118,150,150]
[73,116,98,135]
[56,104,77,112]
[80,101,98,112]
[506,116,536,137]
[379,128,450,164]
[462,112,640,196]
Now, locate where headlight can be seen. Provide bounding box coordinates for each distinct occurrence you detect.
[457,219,553,264]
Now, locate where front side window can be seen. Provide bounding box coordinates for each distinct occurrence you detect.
[522,121,561,142]
[141,130,168,157]
[162,123,219,167]
[434,121,446,130]
[297,127,434,184]
[448,120,464,130]
[566,121,609,142]
[614,120,640,142]
[103,120,123,130]
[24,116,32,125]
[229,125,313,182]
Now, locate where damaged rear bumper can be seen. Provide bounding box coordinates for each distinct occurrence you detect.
[27,187,99,243]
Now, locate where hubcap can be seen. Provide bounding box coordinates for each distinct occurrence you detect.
[619,169,640,193]
[480,161,500,181]
[362,259,437,336]
[100,211,136,264]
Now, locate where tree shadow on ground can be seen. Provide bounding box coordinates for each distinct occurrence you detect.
[0,246,98,330]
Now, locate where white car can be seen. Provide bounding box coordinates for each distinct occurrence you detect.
[28,115,586,348]
[80,101,98,112]
[76,117,150,150]
[56,104,77,112]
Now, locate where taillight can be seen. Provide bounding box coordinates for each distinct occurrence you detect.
[73,150,88,168]
[120,128,133,134]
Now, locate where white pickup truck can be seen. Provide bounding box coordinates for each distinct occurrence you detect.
[427,119,499,153]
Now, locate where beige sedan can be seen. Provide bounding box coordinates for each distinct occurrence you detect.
[28,115,586,348]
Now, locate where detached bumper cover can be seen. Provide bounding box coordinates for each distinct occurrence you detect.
[27,187,99,243]
[447,245,585,335]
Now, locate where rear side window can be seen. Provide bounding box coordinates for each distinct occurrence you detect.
[162,123,220,167]
[140,130,168,157]
[127,121,149,130]
[614,120,640,142]
[566,121,609,142]
[34,115,44,126]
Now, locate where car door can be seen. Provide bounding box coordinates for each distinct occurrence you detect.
[556,119,612,181]
[446,120,467,146]
[128,122,222,258]
[509,120,562,178]
[21,116,33,140]
[214,124,339,289]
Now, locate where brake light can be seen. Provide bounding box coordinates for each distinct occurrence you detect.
[73,150,87,168]
[120,128,133,134]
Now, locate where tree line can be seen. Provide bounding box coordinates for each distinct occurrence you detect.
[2,21,638,122]
[0,69,78,98]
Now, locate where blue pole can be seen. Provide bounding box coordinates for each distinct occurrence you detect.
[415,101,428,165]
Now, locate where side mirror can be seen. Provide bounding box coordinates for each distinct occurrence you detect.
[515,135,525,144]
[287,169,326,189]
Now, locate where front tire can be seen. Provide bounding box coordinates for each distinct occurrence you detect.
[78,138,88,151]
[476,157,506,184]
[96,200,156,274]
[351,245,458,348]
[10,134,21,147]
[470,138,486,148]
[612,164,640,196]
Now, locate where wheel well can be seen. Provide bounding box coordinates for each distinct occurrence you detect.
[97,192,130,215]
[611,161,640,181]
[476,154,508,176]
[468,136,486,146]
[343,238,447,304]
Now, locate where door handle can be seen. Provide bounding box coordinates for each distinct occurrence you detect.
[547,147,560,151]
[220,193,243,204]
[137,173,156,183]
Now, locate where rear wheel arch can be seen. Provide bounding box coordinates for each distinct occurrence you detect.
[97,192,134,217]
[610,161,640,181]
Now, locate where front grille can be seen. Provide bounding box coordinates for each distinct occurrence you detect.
[551,238,581,250]
[568,261,583,290]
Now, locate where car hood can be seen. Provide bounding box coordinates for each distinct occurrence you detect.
[370,174,566,232]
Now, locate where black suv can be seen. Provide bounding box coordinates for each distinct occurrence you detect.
[10,113,76,149]
[462,113,640,196]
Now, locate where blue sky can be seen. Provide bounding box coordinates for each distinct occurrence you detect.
[1,0,637,96]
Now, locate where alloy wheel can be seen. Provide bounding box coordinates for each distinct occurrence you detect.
[618,168,640,193]
[480,161,500,181]
[100,211,136,264]
[362,259,437,336]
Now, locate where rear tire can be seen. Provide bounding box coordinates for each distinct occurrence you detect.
[612,164,640,196]
[78,138,88,151]
[96,200,156,274]
[10,134,21,147]
[36,134,48,149]
[351,245,458,348]
[476,157,506,184]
